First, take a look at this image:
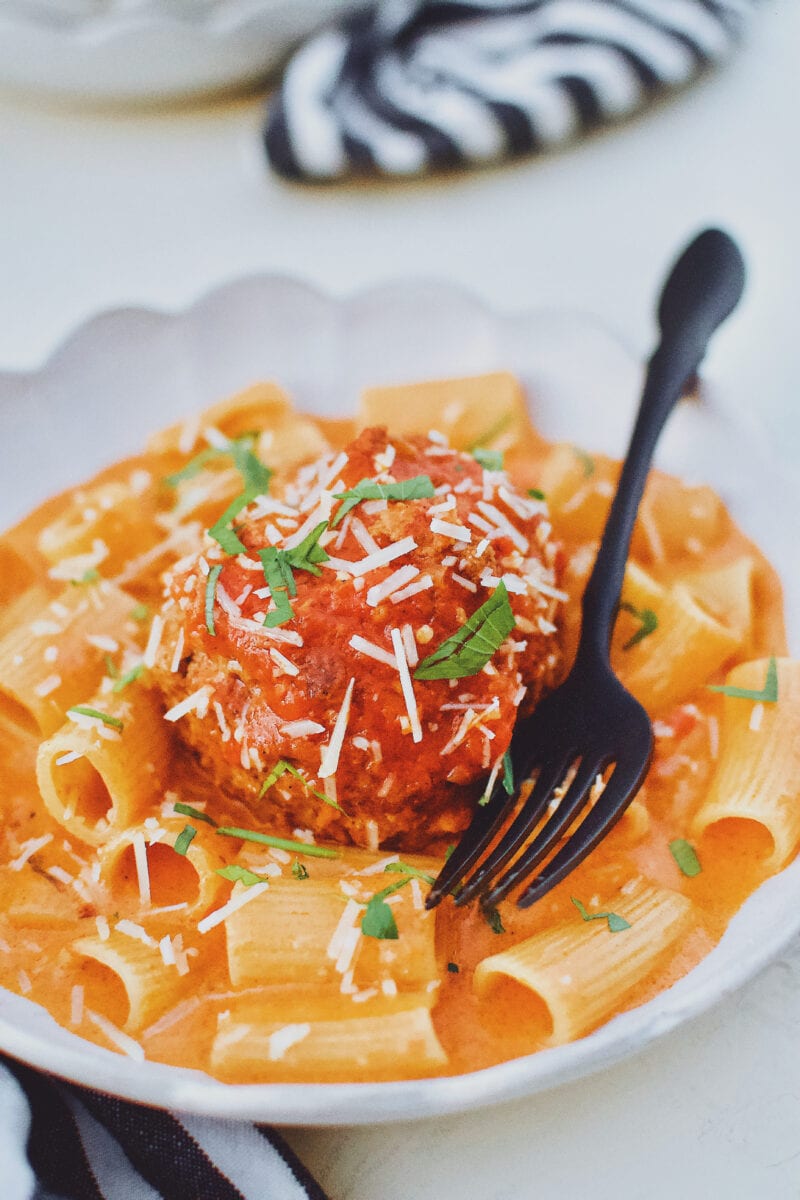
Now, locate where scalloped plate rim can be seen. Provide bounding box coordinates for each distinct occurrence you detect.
[0,273,797,1125]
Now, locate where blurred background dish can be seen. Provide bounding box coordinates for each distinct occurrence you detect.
[0,0,351,100]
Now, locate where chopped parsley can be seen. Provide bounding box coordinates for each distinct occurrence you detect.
[112,663,145,693]
[383,861,436,886]
[216,826,340,859]
[572,446,596,477]
[669,838,702,877]
[130,602,150,622]
[571,896,630,933]
[708,656,779,703]
[216,864,269,886]
[173,801,217,827]
[618,602,658,650]
[256,522,330,629]
[469,413,513,451]
[204,563,223,635]
[414,580,515,681]
[173,825,197,856]
[360,878,411,941]
[472,447,504,471]
[292,859,310,880]
[482,904,506,935]
[527,488,546,501]
[70,568,100,585]
[258,547,294,628]
[259,759,341,811]
[67,705,123,731]
[229,438,272,497]
[361,894,399,940]
[360,865,436,940]
[502,750,515,795]
[331,474,435,527]
[208,492,254,556]
[165,433,272,496]
[284,521,330,576]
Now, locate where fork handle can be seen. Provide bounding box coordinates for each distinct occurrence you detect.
[578,228,746,656]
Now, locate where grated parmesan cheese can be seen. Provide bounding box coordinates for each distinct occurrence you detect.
[143,614,165,668]
[164,687,212,722]
[318,677,355,778]
[349,635,397,669]
[85,1009,145,1061]
[198,882,269,934]
[390,628,423,744]
[268,1023,312,1061]
[280,719,325,738]
[366,564,419,608]
[430,518,472,543]
[132,831,151,906]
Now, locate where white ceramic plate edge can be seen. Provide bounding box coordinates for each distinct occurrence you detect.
[0,273,797,1125]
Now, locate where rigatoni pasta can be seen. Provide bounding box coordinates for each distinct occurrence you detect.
[0,371,796,1084]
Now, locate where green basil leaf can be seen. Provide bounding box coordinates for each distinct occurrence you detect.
[571,895,630,933]
[331,474,435,527]
[413,580,515,680]
[708,656,779,703]
[204,563,223,635]
[482,904,506,935]
[216,826,340,859]
[216,864,269,886]
[173,802,217,827]
[208,492,254,556]
[173,825,197,856]
[472,447,504,471]
[669,838,702,877]
[361,895,399,939]
[67,705,123,731]
[619,602,658,650]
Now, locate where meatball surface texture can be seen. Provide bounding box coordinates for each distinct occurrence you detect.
[152,427,564,849]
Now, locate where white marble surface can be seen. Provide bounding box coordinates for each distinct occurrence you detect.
[1,1,800,1195]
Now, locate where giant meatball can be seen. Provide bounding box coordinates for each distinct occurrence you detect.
[151,427,564,850]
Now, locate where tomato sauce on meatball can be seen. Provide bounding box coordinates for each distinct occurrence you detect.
[151,428,564,850]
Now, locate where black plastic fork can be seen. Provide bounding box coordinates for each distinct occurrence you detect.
[427,228,746,913]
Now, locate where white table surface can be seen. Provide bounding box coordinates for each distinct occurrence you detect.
[2,2,800,1196]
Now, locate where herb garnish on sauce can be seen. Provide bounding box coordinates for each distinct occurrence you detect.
[571,896,630,933]
[414,581,515,681]
[331,475,435,527]
[618,601,658,650]
[708,656,779,703]
[669,838,702,877]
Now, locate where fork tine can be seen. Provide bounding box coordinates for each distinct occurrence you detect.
[477,754,606,909]
[516,753,650,909]
[425,772,515,908]
[454,750,576,908]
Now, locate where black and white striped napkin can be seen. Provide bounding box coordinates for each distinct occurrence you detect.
[265,0,755,181]
[2,1057,329,1200]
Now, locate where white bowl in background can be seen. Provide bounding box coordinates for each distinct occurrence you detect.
[0,0,351,100]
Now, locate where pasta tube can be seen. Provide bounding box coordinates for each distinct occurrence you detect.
[0,581,140,735]
[473,878,692,1044]
[36,683,171,846]
[211,994,447,1082]
[693,657,800,867]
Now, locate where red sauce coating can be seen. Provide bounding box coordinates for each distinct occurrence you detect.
[152,429,564,848]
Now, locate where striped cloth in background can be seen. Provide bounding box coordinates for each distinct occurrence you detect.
[265,0,755,181]
[2,1057,329,1200]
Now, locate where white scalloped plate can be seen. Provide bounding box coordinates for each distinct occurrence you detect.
[0,276,797,1125]
[0,0,349,100]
